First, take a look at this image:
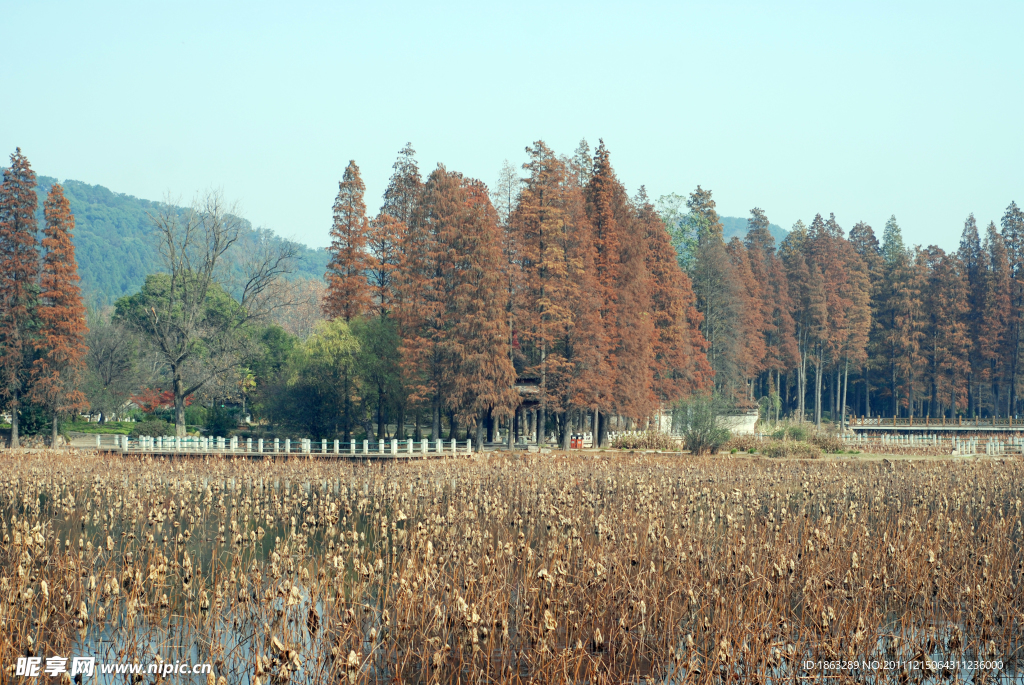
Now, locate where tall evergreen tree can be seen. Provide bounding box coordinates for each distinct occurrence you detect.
[31,184,88,446]
[979,223,1012,416]
[1001,201,1024,415]
[324,161,372,322]
[0,149,41,448]
[878,216,924,417]
[684,186,741,397]
[381,143,422,226]
[958,214,984,416]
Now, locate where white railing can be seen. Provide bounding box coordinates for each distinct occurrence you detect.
[97,434,476,457]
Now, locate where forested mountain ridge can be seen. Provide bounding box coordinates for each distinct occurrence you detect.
[33,176,330,307]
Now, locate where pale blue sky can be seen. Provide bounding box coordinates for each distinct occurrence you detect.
[3,1,1021,251]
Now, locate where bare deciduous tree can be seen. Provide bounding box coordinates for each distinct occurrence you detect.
[116,191,295,436]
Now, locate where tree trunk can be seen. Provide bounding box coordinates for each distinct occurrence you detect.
[9,389,18,449]
[431,399,440,441]
[475,411,484,452]
[841,358,849,432]
[561,410,571,450]
[51,415,59,448]
[174,369,186,437]
[486,408,495,443]
[597,409,608,448]
[376,399,385,440]
[798,349,807,423]
[539,341,546,446]
[397,403,405,440]
[814,356,823,428]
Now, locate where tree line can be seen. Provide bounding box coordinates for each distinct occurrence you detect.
[668,185,1024,428]
[7,139,1017,447]
[309,141,711,448]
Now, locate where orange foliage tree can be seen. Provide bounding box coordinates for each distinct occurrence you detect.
[323,161,372,321]
[31,184,88,445]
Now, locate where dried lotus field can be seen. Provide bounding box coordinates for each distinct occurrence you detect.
[0,450,1022,684]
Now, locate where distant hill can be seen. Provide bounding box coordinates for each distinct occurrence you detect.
[32,177,330,308]
[720,216,788,246]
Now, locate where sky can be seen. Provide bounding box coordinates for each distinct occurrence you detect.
[3,1,1022,251]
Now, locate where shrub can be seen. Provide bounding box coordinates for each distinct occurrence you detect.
[609,431,679,451]
[206,404,240,437]
[184,404,208,427]
[129,420,174,438]
[17,404,54,437]
[809,433,846,454]
[760,440,821,459]
[675,394,732,455]
[770,424,809,441]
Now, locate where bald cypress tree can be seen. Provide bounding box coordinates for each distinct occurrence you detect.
[746,208,798,420]
[0,149,41,448]
[849,221,882,416]
[451,180,519,446]
[584,141,626,445]
[32,184,88,446]
[640,191,711,407]
[396,165,466,439]
[323,161,372,322]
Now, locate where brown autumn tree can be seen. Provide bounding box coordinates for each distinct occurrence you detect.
[745,209,798,421]
[0,148,41,448]
[559,179,608,446]
[367,213,403,317]
[323,160,372,322]
[612,187,656,424]
[450,180,519,446]
[726,236,766,398]
[513,142,577,445]
[31,184,88,446]
[583,141,626,445]
[639,191,711,409]
[920,247,971,417]
[395,165,465,439]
